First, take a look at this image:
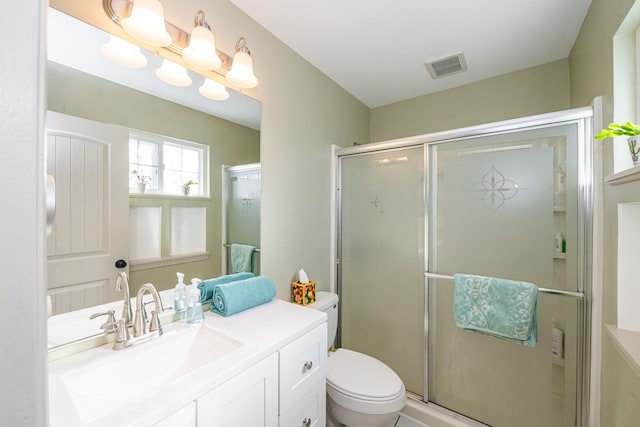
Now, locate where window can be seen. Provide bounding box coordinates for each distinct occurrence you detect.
[129,132,208,195]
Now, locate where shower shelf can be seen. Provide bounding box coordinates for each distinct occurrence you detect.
[553,253,567,259]
[553,205,566,212]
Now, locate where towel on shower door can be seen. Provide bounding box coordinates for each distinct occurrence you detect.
[453,273,538,347]
[231,244,256,273]
[197,272,255,302]
[211,275,276,317]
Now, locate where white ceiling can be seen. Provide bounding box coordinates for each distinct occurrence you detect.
[228,0,593,108]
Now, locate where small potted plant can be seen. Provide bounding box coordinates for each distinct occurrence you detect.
[182,179,198,196]
[131,170,151,193]
[595,121,640,166]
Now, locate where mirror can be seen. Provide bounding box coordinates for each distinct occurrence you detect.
[46,6,261,349]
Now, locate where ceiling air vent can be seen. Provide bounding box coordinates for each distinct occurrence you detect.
[425,52,467,79]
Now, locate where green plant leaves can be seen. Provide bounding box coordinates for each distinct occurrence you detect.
[595,121,640,139]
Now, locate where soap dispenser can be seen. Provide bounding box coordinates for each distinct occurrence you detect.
[173,272,187,316]
[185,283,204,323]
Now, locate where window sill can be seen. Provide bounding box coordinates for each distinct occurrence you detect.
[605,164,640,186]
[130,252,210,271]
[605,324,640,377]
[129,193,211,201]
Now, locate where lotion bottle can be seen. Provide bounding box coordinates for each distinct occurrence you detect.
[185,284,204,323]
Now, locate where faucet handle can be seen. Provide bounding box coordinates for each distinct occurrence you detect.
[148,310,163,336]
[90,309,117,333]
[111,319,130,351]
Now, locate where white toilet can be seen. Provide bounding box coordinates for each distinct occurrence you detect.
[308,291,406,427]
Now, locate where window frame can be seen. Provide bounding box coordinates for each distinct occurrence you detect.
[129,131,209,197]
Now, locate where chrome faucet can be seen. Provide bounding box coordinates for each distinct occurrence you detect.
[133,283,164,338]
[115,272,133,326]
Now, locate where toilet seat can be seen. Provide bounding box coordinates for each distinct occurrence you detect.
[327,348,406,415]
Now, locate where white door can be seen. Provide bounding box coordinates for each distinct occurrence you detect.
[46,111,129,315]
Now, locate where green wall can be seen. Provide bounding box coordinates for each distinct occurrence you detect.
[569,0,640,425]
[371,59,570,142]
[47,61,260,294]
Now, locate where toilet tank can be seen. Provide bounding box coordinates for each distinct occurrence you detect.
[307,291,339,350]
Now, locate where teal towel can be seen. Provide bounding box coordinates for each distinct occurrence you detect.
[212,276,276,317]
[231,244,256,273]
[198,272,254,302]
[453,273,538,347]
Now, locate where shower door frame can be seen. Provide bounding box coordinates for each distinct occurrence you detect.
[334,107,594,427]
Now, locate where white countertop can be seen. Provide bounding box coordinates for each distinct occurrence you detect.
[49,298,326,426]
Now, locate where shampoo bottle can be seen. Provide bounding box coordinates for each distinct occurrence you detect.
[173,272,187,314]
[554,233,564,253]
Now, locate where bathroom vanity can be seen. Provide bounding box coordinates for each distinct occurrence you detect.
[48,299,327,427]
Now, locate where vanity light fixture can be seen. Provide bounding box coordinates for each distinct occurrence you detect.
[101,35,148,68]
[199,78,230,101]
[226,37,259,89]
[155,59,192,87]
[103,0,260,94]
[182,10,221,70]
[121,0,172,47]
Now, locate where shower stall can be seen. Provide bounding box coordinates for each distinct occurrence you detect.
[334,108,593,427]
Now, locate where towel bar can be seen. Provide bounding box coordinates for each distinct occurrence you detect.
[424,272,584,299]
[223,243,261,252]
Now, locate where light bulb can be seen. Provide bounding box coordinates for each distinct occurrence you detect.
[226,38,258,89]
[122,0,172,47]
[199,78,229,101]
[155,59,192,87]
[183,20,221,70]
[101,36,147,68]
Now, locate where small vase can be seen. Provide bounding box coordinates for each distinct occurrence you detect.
[182,185,190,196]
[628,137,640,166]
[136,182,146,194]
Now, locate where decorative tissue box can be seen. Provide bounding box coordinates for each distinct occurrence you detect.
[291,281,316,306]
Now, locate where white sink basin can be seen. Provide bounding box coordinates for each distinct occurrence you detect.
[49,322,242,424]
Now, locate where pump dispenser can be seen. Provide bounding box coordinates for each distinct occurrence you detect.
[173,272,187,314]
[186,283,204,323]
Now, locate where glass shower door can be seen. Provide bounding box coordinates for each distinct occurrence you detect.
[339,146,426,396]
[427,124,581,427]
[225,164,261,274]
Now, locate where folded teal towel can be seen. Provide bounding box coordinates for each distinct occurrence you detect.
[231,244,256,273]
[198,272,254,302]
[212,275,276,317]
[453,273,538,347]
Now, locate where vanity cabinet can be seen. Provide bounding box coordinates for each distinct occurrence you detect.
[278,323,327,427]
[196,324,327,427]
[197,353,278,427]
[48,299,327,427]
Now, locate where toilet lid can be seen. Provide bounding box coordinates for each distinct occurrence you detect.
[327,348,404,401]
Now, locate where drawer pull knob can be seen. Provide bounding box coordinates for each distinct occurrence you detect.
[303,418,311,427]
[303,360,313,371]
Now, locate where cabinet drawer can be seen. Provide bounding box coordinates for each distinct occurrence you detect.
[279,380,325,427]
[279,323,327,414]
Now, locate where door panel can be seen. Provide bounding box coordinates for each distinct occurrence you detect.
[46,111,129,315]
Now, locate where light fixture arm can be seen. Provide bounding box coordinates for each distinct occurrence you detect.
[235,37,250,55]
[194,10,210,31]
